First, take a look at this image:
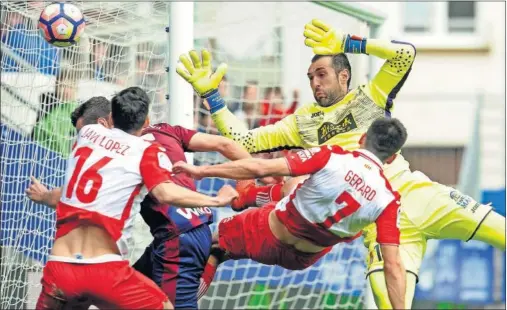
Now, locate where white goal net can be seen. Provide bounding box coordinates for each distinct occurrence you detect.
[1,2,377,309]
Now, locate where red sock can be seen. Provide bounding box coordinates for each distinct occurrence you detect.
[197,262,218,300]
[246,183,284,207]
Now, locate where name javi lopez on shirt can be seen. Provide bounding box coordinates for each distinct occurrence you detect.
[79,127,131,155]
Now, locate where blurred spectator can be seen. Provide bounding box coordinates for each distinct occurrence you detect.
[115,73,129,86]
[194,99,225,166]
[1,9,59,75]
[197,110,218,135]
[218,76,238,112]
[135,55,149,86]
[32,67,79,156]
[197,93,219,135]
[259,87,299,126]
[219,76,229,97]
[92,41,108,81]
[35,92,58,123]
[259,87,274,121]
[234,81,260,129]
[134,56,167,109]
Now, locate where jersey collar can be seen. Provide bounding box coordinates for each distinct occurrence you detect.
[355,149,383,169]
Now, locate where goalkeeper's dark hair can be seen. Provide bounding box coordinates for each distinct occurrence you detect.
[364,118,408,162]
[71,96,111,128]
[111,86,150,133]
[311,53,352,88]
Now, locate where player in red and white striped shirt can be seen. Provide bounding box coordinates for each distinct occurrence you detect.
[174,118,408,309]
[35,87,237,310]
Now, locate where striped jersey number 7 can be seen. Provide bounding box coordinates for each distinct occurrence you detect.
[335,191,361,219]
[66,146,112,203]
[322,191,361,228]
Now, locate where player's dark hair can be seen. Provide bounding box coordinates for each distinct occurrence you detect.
[70,96,111,128]
[311,53,352,88]
[364,118,408,162]
[111,86,150,133]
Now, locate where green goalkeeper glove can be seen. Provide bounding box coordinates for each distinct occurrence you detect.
[176,49,227,97]
[303,19,366,55]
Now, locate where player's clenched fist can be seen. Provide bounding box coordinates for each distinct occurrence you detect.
[216,185,239,205]
[176,49,227,98]
[303,19,346,55]
[173,161,203,180]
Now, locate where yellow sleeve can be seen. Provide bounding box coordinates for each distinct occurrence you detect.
[364,39,416,110]
[211,107,302,154]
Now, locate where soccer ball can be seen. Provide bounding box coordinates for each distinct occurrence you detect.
[38,2,85,48]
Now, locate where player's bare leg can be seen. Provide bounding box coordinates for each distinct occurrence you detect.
[197,233,230,300]
[469,210,505,250]
[368,271,417,309]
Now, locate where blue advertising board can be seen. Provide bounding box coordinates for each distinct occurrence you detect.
[415,239,504,304]
[415,188,506,305]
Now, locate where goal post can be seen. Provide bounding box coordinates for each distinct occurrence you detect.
[167,2,194,129]
[167,2,194,163]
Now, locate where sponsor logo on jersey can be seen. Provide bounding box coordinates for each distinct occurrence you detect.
[470,202,480,213]
[311,111,324,118]
[296,147,320,162]
[296,149,313,162]
[317,113,357,144]
[176,207,213,219]
[449,190,472,208]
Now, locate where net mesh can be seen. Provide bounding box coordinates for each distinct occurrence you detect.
[0,2,372,309]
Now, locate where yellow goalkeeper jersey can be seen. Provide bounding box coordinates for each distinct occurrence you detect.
[211,39,419,249]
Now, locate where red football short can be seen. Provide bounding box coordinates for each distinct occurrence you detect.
[218,202,331,270]
[36,260,168,309]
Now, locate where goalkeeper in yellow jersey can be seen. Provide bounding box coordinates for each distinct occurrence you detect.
[176,19,506,309]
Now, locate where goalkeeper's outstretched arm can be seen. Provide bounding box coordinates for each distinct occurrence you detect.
[176,49,302,154]
[210,107,302,153]
[365,38,416,110]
